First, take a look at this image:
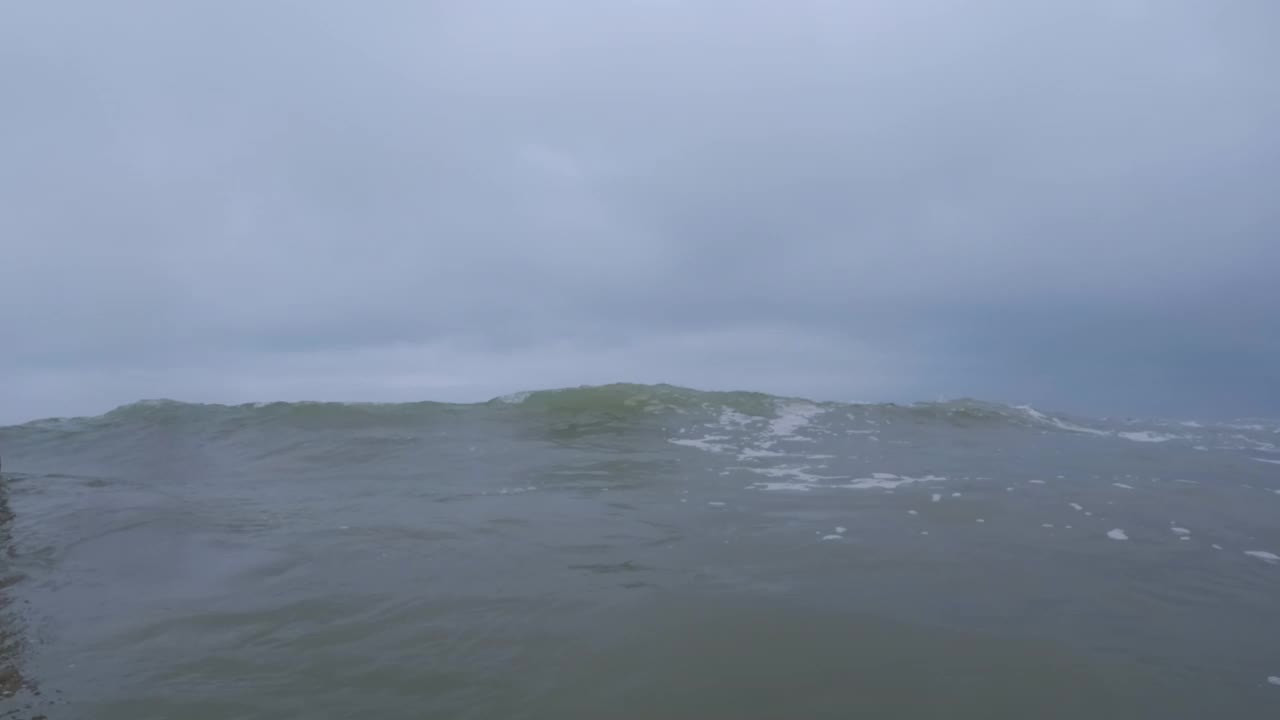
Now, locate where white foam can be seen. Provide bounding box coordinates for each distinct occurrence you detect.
[496,391,531,404]
[1060,420,1109,435]
[835,526,847,534]
[1042,523,1054,528]
[750,482,813,492]
[1029,480,1046,485]
[976,518,985,523]
[951,492,962,497]
[931,493,942,503]
[1107,529,1129,541]
[669,435,732,452]
[768,402,824,439]
[1018,405,1109,435]
[1171,527,1191,536]
[1244,550,1279,563]
[1180,421,1203,428]
[1267,676,1280,686]
[1085,511,1093,516]
[1254,458,1280,465]
[835,474,948,491]
[718,408,757,427]
[1212,544,1223,550]
[1018,405,1051,422]
[707,501,726,507]
[821,534,843,541]
[1069,503,1083,511]
[920,531,929,536]
[1119,431,1177,443]
[1113,483,1135,490]
[746,468,947,493]
[908,510,919,516]
[741,465,839,487]
[1065,525,1073,529]
[736,447,786,460]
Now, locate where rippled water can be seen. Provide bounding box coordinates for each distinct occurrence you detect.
[1,384,1279,718]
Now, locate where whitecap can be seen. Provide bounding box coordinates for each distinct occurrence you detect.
[835,474,948,491]
[748,482,812,492]
[1119,431,1177,443]
[737,447,785,459]
[1107,529,1129,541]
[669,435,732,452]
[769,401,825,439]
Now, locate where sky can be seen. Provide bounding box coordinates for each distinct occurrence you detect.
[1,0,1278,425]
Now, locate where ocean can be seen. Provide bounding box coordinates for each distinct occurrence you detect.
[1,383,1278,718]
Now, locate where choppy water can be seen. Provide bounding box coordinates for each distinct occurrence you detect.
[1,384,1279,718]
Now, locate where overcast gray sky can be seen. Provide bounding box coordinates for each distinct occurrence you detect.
[2,0,1277,424]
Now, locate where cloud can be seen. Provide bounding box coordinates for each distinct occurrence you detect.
[1,1,1277,423]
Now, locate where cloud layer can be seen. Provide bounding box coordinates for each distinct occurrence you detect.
[2,1,1277,423]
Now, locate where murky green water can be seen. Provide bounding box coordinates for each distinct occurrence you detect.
[2,385,1278,718]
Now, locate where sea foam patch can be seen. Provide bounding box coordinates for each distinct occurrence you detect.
[1119,431,1178,443]
[747,471,946,493]
[1017,405,1109,435]
[768,401,825,439]
[669,436,732,452]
